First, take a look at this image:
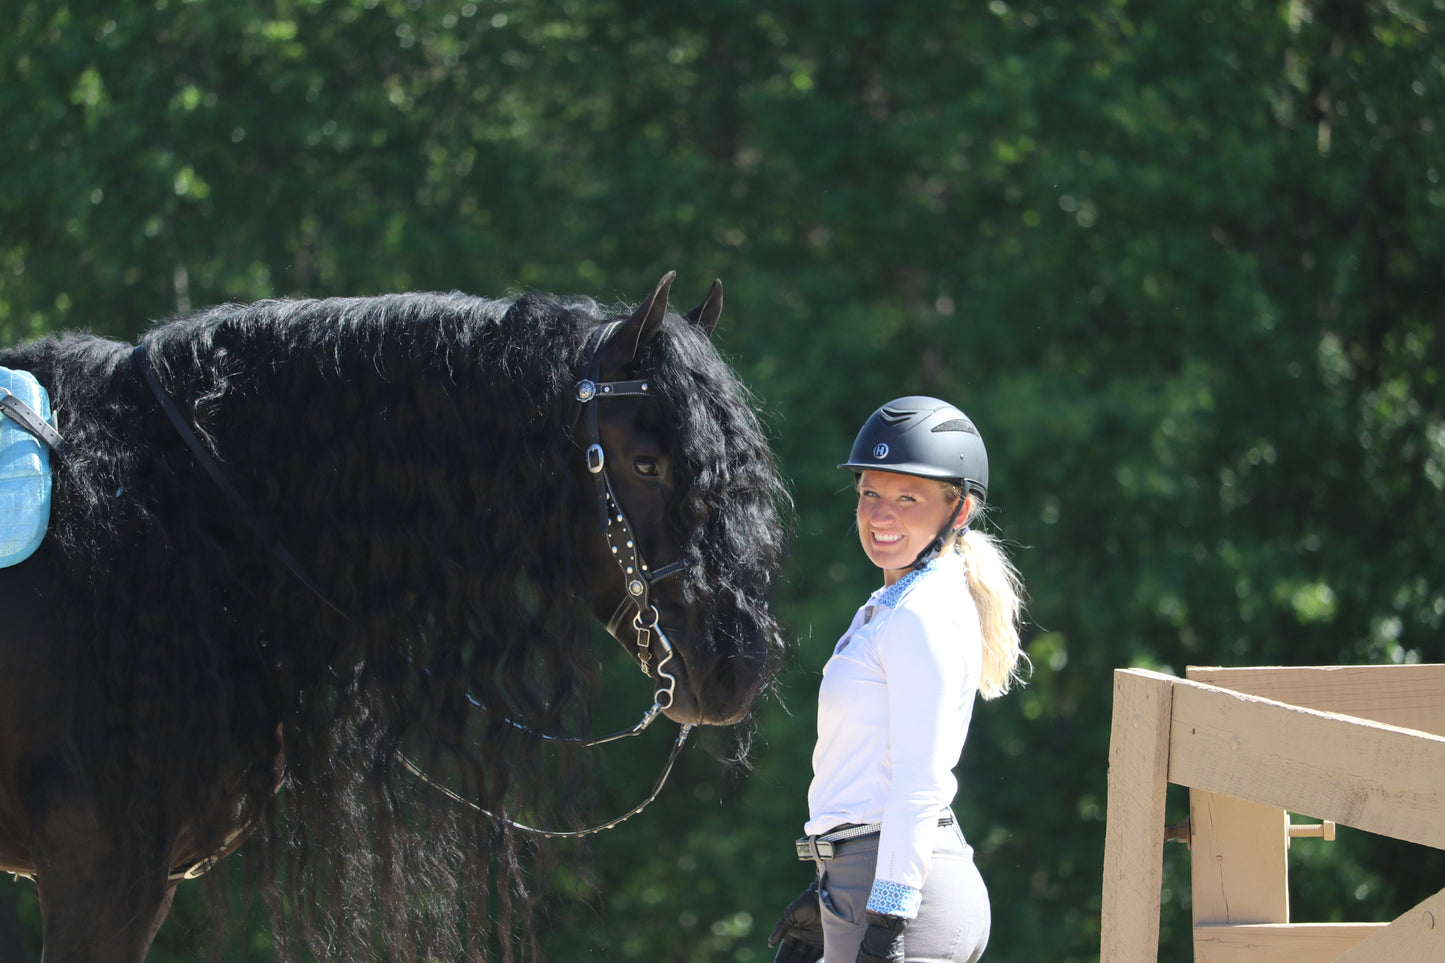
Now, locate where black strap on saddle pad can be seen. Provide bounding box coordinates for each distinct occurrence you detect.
[0,388,69,458]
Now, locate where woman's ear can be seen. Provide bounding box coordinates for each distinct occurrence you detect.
[954,495,974,530]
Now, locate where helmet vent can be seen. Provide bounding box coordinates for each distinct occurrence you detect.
[931,418,978,435]
[878,405,916,426]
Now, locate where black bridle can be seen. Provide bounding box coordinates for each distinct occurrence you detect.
[403,320,698,837]
[573,319,692,712]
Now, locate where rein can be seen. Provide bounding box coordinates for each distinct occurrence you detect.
[131,325,693,845]
[132,344,348,620]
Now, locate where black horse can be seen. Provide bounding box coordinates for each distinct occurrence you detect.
[0,272,788,962]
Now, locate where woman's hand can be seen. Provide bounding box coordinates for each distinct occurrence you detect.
[855,911,907,963]
[768,881,824,963]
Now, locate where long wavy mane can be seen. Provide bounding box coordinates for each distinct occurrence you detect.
[1,287,787,960]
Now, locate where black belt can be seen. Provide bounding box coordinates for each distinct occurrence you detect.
[795,813,955,861]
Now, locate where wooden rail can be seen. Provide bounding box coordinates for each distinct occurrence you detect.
[1100,664,1445,962]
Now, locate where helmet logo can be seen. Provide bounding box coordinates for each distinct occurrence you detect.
[872,443,889,459]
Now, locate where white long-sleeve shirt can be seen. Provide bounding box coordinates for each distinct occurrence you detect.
[805,551,981,914]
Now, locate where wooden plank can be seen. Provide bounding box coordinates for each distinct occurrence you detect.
[1190,791,1289,925]
[1334,887,1445,963]
[1187,665,1445,737]
[1193,923,1383,963]
[1166,677,1445,851]
[1100,669,1174,963]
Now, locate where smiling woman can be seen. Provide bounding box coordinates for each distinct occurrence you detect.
[770,396,1028,963]
[855,471,968,586]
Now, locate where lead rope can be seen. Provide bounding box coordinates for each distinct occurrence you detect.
[400,721,694,839]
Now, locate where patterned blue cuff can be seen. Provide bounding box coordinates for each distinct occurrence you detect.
[866,878,922,919]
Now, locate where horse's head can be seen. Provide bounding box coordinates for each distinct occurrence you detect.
[572,273,786,726]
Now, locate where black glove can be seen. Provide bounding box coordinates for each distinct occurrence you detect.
[768,881,825,963]
[855,910,907,963]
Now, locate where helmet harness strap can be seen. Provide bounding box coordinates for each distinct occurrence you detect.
[909,494,966,571]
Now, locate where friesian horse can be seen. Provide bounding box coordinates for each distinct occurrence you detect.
[0,272,788,962]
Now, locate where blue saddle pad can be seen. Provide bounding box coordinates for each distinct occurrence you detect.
[0,365,54,567]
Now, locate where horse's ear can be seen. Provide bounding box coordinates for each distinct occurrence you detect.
[617,271,676,359]
[682,279,722,339]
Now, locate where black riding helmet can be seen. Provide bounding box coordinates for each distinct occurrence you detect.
[839,396,989,569]
[839,396,988,499]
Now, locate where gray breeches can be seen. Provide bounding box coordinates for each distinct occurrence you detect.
[807,820,990,963]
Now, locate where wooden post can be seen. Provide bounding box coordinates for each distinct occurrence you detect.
[1101,666,1445,962]
[1100,669,1174,962]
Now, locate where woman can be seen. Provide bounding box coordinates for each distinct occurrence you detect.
[770,396,1028,963]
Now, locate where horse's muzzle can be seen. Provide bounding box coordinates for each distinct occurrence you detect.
[650,624,763,727]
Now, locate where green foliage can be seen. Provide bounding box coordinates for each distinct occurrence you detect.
[3,0,1443,960]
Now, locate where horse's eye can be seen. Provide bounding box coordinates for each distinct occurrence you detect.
[634,457,661,478]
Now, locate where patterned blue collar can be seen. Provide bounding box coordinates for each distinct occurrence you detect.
[873,556,945,609]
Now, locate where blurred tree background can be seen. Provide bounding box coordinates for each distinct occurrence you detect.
[3,0,1443,960]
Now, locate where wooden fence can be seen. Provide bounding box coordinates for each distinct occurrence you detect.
[1100,664,1445,962]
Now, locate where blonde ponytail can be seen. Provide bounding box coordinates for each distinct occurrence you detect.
[954,519,1028,700]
